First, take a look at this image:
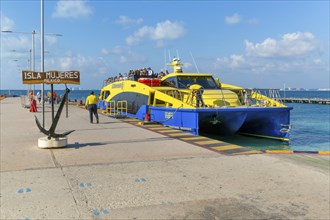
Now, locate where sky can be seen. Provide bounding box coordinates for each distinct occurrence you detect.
[1,0,329,90]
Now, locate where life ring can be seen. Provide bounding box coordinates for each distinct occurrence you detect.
[188,84,203,90]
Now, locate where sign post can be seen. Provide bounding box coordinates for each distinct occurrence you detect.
[22,70,80,148]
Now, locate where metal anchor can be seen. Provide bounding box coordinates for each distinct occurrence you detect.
[35,88,75,139]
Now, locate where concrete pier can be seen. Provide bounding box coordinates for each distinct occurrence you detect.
[1,97,329,219]
[280,97,330,104]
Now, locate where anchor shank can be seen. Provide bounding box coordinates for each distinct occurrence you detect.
[48,88,70,135]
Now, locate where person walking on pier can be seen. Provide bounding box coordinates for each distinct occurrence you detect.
[85,91,99,124]
[36,91,41,103]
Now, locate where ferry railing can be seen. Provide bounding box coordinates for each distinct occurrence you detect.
[273,90,283,104]
[249,89,285,107]
[180,89,243,108]
[154,87,243,108]
[117,100,128,116]
[164,89,184,102]
[103,100,128,117]
[220,89,227,107]
[105,100,116,116]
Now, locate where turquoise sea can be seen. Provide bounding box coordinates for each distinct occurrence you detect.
[1,89,329,152]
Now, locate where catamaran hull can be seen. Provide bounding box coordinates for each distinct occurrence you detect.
[238,107,292,141]
[198,109,247,135]
[149,107,248,135]
[99,95,292,141]
[148,106,292,141]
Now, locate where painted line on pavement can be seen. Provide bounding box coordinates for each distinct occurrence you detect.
[129,121,260,155]
[117,117,329,156]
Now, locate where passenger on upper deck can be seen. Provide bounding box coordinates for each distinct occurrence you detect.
[105,66,168,84]
[147,67,154,77]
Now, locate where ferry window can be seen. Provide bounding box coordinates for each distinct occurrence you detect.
[100,91,104,99]
[177,77,191,88]
[155,99,166,105]
[103,90,110,99]
[177,76,219,89]
[163,76,178,87]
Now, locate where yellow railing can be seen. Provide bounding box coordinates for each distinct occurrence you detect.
[251,91,285,107]
[103,100,128,117]
[117,100,128,116]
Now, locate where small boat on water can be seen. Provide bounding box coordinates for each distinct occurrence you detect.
[98,58,292,141]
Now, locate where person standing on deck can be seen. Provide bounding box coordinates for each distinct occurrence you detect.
[196,87,205,107]
[85,91,99,124]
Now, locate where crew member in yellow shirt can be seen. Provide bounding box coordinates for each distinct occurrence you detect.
[85,91,99,123]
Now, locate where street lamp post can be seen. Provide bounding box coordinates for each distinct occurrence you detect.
[11,49,32,94]
[11,49,32,70]
[2,29,62,127]
[32,30,36,95]
[2,30,61,94]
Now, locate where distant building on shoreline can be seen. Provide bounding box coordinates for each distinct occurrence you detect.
[280,88,330,91]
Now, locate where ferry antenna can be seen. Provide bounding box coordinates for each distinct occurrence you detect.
[176,49,180,60]
[164,49,167,73]
[190,51,200,73]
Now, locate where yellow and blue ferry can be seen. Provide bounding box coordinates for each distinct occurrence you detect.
[99,58,292,141]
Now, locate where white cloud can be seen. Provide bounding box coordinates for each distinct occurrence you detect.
[230,54,245,67]
[115,16,143,26]
[100,48,110,55]
[118,50,146,64]
[126,20,185,46]
[1,34,30,55]
[111,45,125,54]
[52,0,93,19]
[247,18,260,25]
[99,45,146,64]
[225,14,260,25]
[245,32,319,57]
[0,13,15,31]
[45,35,60,44]
[47,52,107,80]
[213,32,327,80]
[215,54,245,69]
[225,13,241,25]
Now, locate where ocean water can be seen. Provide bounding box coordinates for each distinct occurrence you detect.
[1,89,329,151]
[0,89,100,103]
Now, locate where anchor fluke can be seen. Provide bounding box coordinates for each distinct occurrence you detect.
[35,87,75,140]
[35,115,75,139]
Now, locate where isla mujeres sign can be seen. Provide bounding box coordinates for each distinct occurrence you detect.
[22,70,80,84]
